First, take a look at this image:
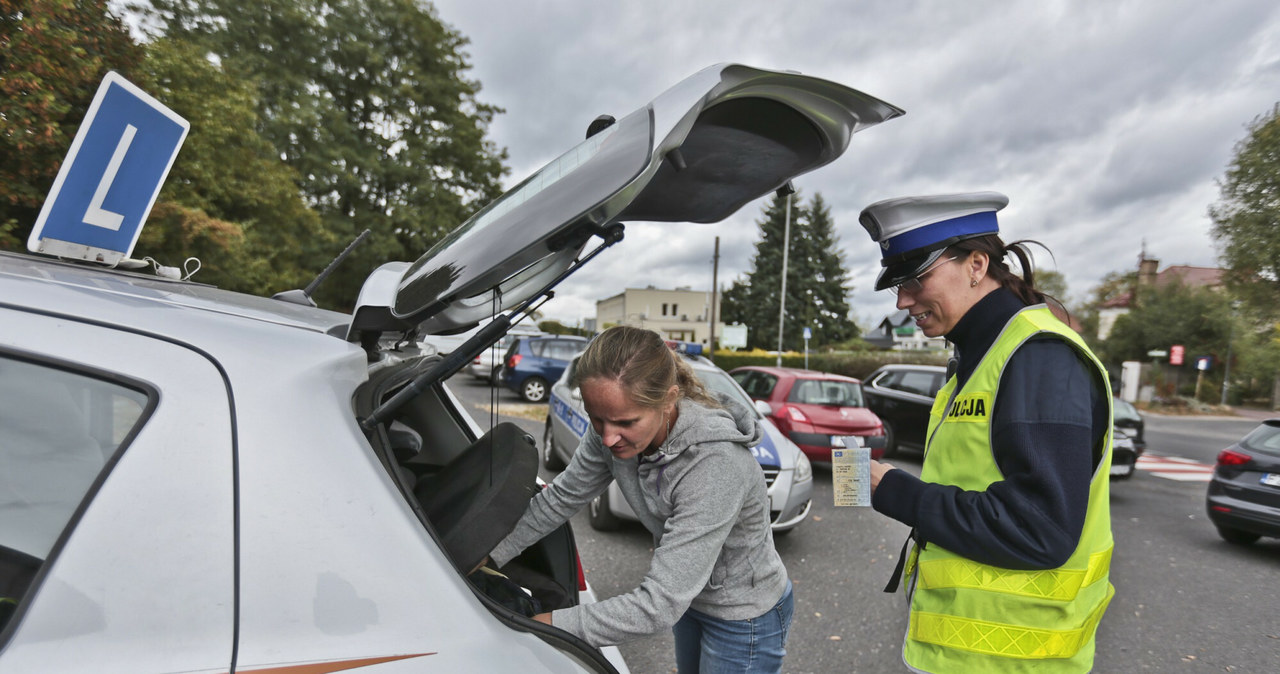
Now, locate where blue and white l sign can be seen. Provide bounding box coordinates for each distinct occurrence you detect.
[27,71,189,264]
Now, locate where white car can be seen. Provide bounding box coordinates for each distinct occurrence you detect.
[544,345,814,534]
[1,63,900,671]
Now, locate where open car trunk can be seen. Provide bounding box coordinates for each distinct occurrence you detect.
[354,353,618,672]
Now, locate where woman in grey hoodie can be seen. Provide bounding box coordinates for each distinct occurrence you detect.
[489,326,793,673]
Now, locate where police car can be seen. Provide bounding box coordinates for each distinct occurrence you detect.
[1,65,900,671]
[544,343,814,533]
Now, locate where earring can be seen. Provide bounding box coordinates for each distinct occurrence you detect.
[970,278,978,287]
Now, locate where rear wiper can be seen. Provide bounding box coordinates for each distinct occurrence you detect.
[273,229,371,307]
[359,224,625,432]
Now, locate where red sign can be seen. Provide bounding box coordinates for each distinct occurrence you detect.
[1170,344,1185,366]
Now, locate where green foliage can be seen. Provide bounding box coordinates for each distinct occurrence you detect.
[720,191,858,351]
[138,0,508,308]
[1101,281,1232,365]
[1036,269,1069,306]
[1,0,143,247]
[136,37,330,294]
[1211,103,1280,323]
[537,320,591,337]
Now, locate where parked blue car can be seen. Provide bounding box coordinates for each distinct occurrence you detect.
[501,335,589,402]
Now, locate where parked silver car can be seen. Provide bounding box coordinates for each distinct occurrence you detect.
[544,345,814,534]
[2,63,900,671]
[465,324,544,383]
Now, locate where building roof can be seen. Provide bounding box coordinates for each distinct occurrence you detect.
[1155,265,1223,289]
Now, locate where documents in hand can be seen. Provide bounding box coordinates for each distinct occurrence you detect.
[832,438,871,507]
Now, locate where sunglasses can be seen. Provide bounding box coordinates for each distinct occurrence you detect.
[890,256,959,296]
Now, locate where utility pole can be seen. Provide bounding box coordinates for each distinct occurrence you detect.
[775,182,795,366]
[709,236,719,363]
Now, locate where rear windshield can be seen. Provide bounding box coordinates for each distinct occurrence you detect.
[1112,399,1142,423]
[1240,421,1280,456]
[788,379,864,406]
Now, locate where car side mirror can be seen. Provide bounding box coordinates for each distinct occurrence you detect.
[571,387,582,401]
[754,400,773,417]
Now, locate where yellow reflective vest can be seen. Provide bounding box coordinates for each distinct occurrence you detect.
[902,305,1115,673]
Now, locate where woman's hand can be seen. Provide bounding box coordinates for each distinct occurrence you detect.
[870,460,896,493]
[533,612,552,625]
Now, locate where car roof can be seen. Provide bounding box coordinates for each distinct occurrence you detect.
[730,365,860,383]
[872,363,947,374]
[0,251,351,339]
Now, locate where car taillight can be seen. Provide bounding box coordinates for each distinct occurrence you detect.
[575,550,588,592]
[507,354,522,369]
[1216,448,1251,466]
[785,405,809,423]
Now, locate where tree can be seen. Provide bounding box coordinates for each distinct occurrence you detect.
[1,0,143,249]
[138,0,508,308]
[1210,104,1280,322]
[1100,280,1232,377]
[134,37,330,294]
[720,191,857,351]
[1074,270,1135,350]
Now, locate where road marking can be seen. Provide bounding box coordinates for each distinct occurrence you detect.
[1136,453,1214,482]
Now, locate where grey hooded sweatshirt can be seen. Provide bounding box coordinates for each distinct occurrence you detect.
[489,393,789,647]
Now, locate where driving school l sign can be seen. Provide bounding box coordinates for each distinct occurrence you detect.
[27,72,189,265]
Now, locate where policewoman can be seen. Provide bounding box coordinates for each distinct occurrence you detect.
[861,192,1115,673]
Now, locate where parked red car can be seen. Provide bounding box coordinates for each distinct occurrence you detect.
[729,366,886,462]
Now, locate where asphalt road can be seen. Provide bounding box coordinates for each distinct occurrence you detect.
[447,375,1280,673]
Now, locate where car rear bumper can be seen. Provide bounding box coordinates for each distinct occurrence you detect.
[1110,447,1138,478]
[1206,481,1280,538]
[789,431,886,462]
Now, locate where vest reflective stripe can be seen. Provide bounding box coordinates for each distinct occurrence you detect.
[910,585,1114,659]
[917,547,1112,601]
[903,305,1114,673]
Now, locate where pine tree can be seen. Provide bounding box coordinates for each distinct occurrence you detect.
[720,191,858,352]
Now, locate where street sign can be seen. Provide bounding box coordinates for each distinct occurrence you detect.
[1147,350,1168,358]
[28,71,189,265]
[803,327,812,340]
[721,324,748,350]
[1196,356,1212,371]
[1170,344,1185,366]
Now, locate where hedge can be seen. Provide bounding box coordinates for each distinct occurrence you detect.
[707,350,949,380]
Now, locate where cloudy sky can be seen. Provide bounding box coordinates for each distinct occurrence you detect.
[429,0,1280,329]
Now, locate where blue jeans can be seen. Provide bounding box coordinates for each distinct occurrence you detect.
[672,580,794,673]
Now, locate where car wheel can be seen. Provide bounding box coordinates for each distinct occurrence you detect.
[1215,525,1261,546]
[521,377,549,403]
[589,489,622,531]
[881,421,898,459]
[542,419,566,471]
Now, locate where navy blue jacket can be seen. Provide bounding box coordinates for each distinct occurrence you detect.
[872,288,1108,570]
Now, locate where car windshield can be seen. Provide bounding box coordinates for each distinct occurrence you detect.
[1239,421,1280,456]
[788,379,864,406]
[696,368,755,410]
[1113,398,1141,423]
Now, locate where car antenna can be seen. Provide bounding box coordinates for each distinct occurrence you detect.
[273,229,371,307]
[359,223,625,433]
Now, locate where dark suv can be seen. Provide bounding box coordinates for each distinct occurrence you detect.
[501,335,589,402]
[862,363,947,457]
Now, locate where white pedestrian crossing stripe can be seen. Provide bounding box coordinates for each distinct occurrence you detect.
[1135,453,1215,482]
